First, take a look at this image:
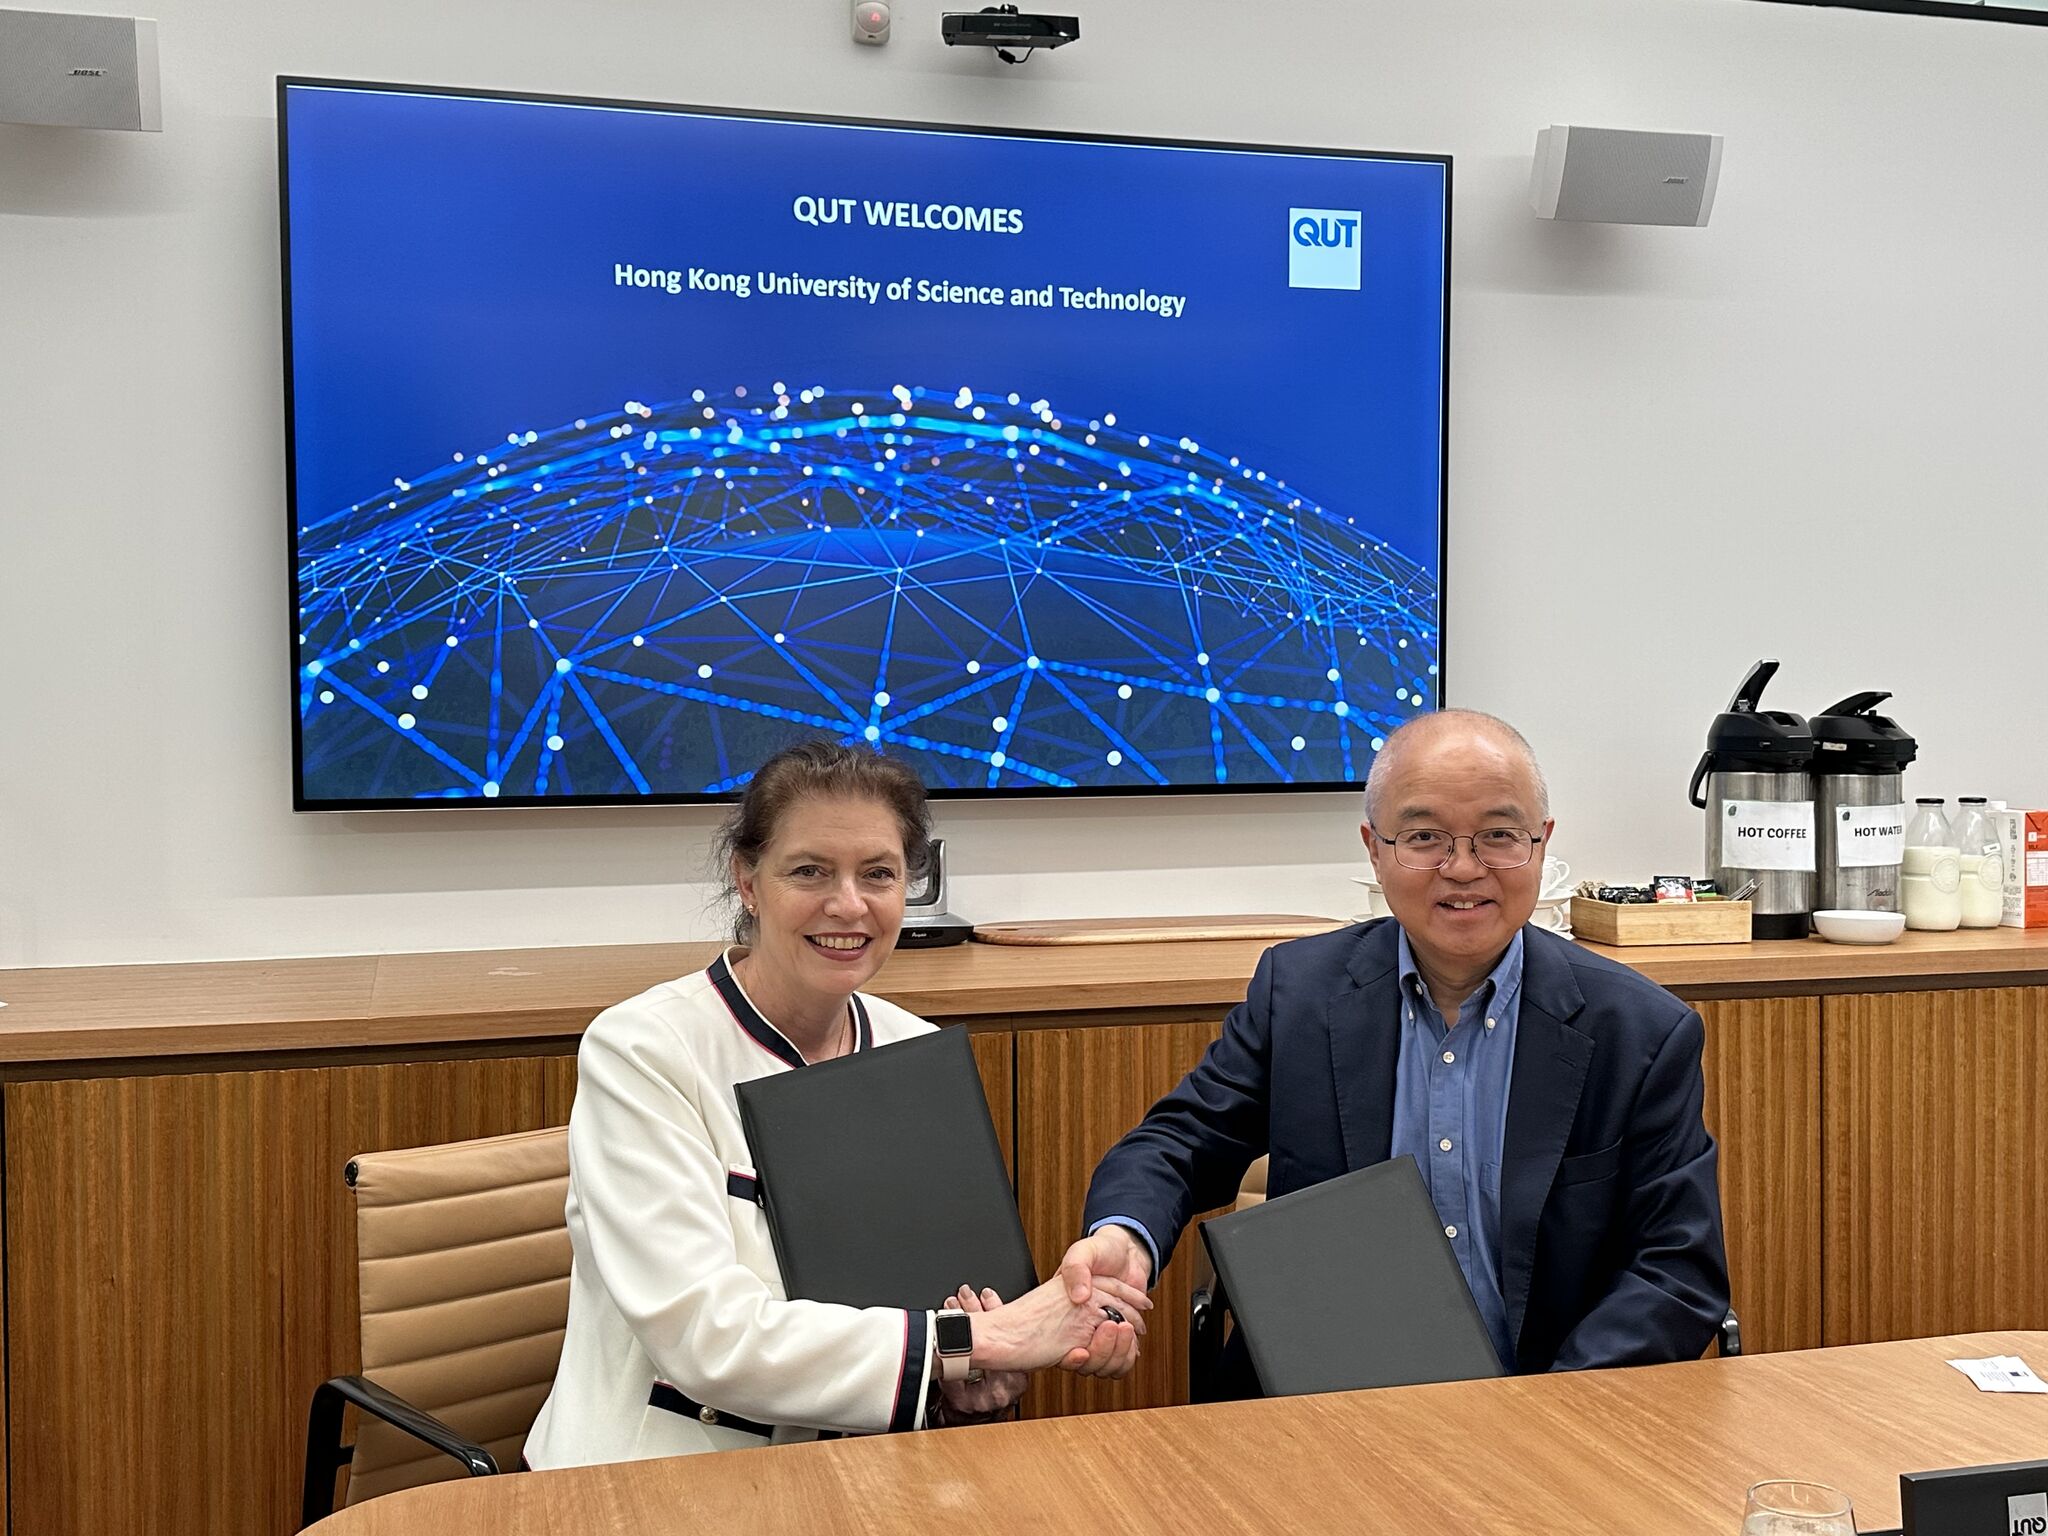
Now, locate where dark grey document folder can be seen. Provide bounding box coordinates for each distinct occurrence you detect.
[735,1026,1038,1309]
[1198,1155,1506,1397]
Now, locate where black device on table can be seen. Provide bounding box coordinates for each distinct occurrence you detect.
[1891,1455,2048,1534]
[896,838,974,949]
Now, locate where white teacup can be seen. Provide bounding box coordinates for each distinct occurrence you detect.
[1349,876,1393,922]
[1531,894,1573,936]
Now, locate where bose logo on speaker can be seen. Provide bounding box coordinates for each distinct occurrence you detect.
[2011,1491,2048,1535]
[1288,208,1361,290]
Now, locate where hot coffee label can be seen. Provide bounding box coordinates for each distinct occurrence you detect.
[1722,798,1817,872]
[1835,803,1906,868]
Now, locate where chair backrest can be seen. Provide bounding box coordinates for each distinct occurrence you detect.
[343,1125,571,1506]
[1236,1155,1268,1210]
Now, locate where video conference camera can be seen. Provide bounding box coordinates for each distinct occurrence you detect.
[941,6,1079,63]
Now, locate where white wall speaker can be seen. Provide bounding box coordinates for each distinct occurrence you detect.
[0,8,160,131]
[1530,125,1721,226]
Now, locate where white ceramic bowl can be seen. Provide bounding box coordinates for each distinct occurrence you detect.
[1811,909,1907,945]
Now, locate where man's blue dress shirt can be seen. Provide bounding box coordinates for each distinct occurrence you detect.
[1391,927,1523,1371]
[1093,923,1526,1372]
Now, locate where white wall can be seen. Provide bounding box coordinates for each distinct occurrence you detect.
[3,0,2045,968]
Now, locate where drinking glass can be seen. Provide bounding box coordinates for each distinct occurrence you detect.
[1739,1480,1855,1536]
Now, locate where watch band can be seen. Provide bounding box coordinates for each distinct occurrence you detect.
[934,1307,975,1381]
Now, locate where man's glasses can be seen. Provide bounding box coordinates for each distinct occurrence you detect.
[1374,828,1545,871]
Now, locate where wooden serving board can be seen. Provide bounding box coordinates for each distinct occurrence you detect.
[971,915,1345,946]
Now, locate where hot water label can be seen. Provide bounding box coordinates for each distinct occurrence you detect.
[1835,803,1906,868]
[1723,799,1817,872]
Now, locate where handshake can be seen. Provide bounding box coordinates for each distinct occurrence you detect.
[934,1223,1153,1420]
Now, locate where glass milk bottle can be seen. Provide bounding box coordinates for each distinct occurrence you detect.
[1901,798,1961,931]
[1951,797,2005,928]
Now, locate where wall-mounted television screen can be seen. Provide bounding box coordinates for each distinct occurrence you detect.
[280,79,1448,807]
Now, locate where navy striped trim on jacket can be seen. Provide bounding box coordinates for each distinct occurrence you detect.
[648,1381,774,1439]
[889,1309,930,1433]
[709,953,871,1067]
[725,1169,762,1204]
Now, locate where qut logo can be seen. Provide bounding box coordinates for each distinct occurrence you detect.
[1289,207,1362,290]
[2011,1490,2048,1535]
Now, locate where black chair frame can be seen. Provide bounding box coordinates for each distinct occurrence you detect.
[300,1373,501,1530]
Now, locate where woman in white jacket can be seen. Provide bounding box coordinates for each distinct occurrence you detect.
[524,741,1147,1467]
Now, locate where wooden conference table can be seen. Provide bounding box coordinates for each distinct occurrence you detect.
[305,1333,2048,1536]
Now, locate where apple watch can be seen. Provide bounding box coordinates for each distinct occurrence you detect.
[934,1307,976,1382]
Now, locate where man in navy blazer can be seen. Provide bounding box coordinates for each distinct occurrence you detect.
[1060,710,1729,1382]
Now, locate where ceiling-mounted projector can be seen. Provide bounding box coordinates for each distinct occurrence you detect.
[942,5,1079,62]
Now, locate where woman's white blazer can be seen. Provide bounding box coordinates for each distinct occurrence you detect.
[523,951,944,1467]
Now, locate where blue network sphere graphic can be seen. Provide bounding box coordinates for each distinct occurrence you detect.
[295,384,1440,800]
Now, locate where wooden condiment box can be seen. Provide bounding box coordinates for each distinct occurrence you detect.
[1570,898,1752,946]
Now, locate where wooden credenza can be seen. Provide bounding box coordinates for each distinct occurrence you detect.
[3,928,2048,1536]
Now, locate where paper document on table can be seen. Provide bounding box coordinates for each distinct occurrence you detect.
[1947,1355,2048,1393]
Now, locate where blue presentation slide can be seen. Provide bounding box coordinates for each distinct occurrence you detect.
[283,83,1447,803]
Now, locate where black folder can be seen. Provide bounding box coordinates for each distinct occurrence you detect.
[1198,1155,1506,1397]
[735,1026,1038,1309]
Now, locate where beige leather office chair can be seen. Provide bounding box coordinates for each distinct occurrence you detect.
[1185,1155,1740,1399]
[300,1126,571,1528]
